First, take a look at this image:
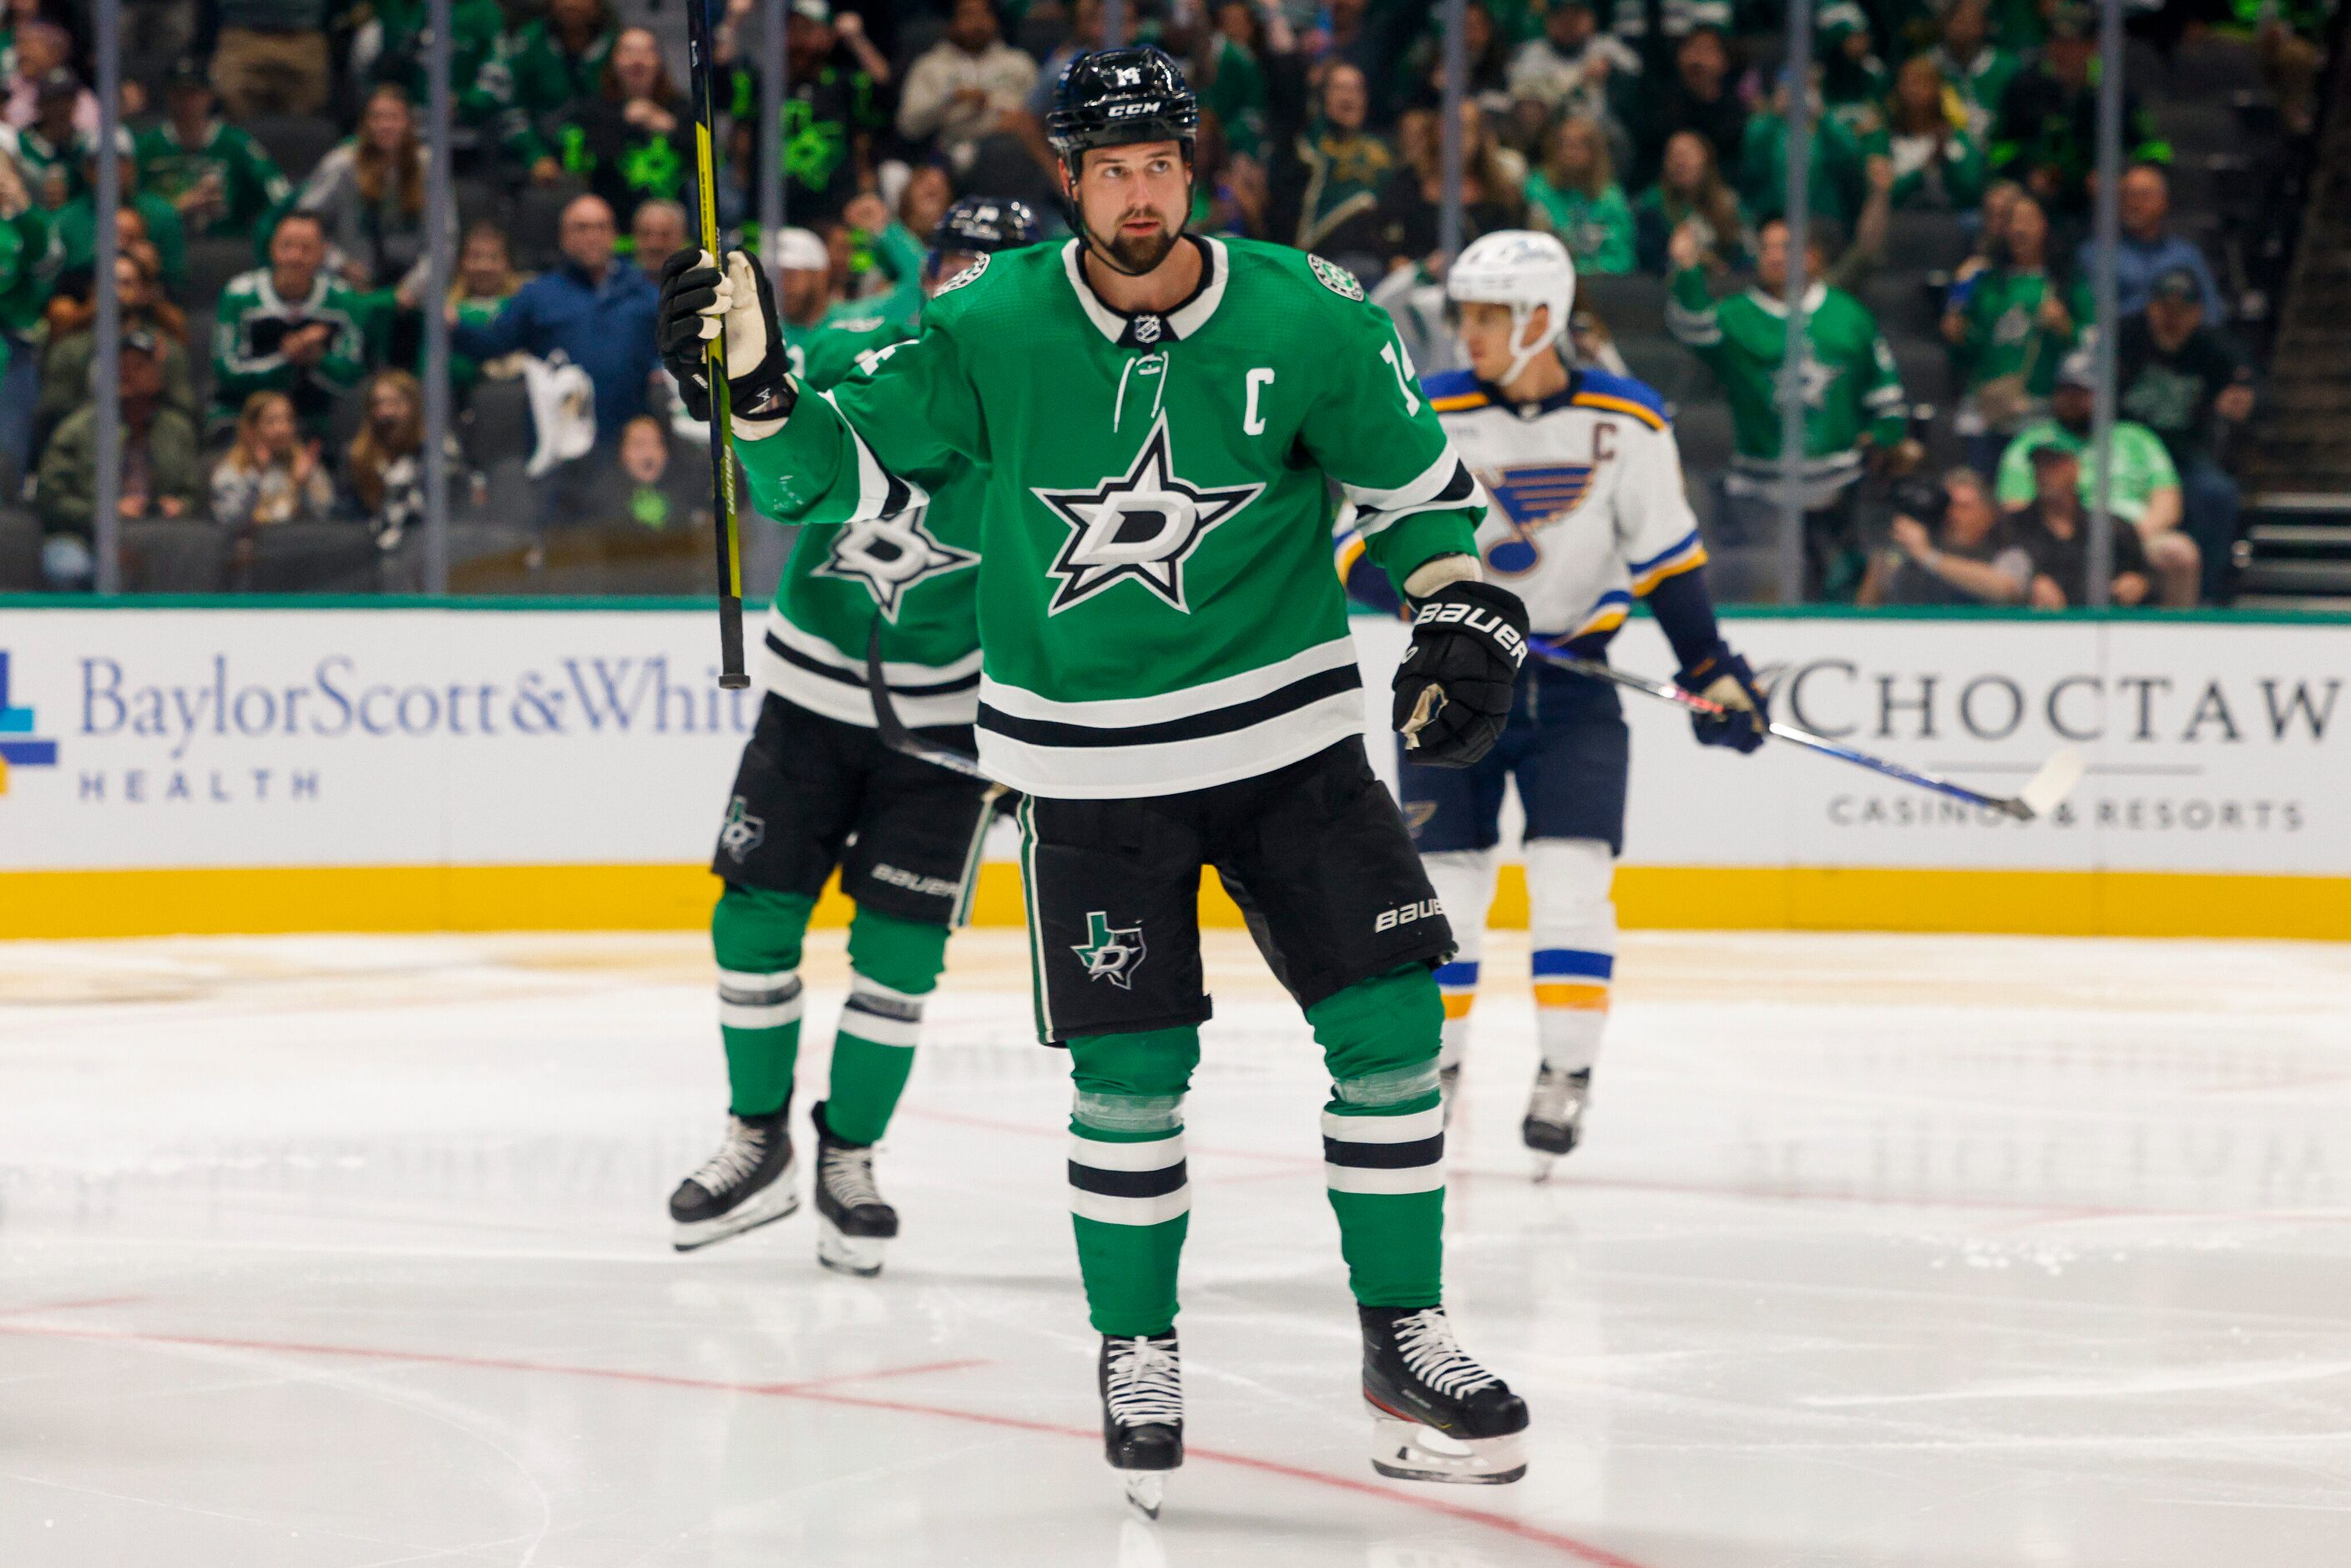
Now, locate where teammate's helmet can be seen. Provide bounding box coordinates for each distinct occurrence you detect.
[1447,230,1578,387]
[1045,47,1199,165]
[927,195,1041,279]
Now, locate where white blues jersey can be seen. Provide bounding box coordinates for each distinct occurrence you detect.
[1407,367,1706,648]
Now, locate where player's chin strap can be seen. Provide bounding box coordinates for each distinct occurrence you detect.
[1502,301,1565,388]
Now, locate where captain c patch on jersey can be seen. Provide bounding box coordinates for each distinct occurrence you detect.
[1032,412,1264,615]
[812,508,979,621]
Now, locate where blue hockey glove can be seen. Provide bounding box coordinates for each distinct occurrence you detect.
[1676,645,1767,753]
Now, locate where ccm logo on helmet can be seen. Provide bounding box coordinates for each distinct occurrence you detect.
[1374,898,1443,933]
[1105,99,1167,119]
[1411,601,1529,666]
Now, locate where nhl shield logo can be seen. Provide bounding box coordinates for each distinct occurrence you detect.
[1073,911,1147,989]
[1132,313,1164,344]
[719,796,766,864]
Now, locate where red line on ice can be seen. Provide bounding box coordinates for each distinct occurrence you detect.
[0,1319,1650,1567]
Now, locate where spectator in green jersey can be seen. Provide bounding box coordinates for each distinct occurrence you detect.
[1941,191,2087,473]
[135,58,293,245]
[53,134,188,297]
[1996,350,2195,606]
[1668,213,1917,601]
[211,210,368,437]
[472,0,619,184]
[1877,54,1985,213]
[1524,114,1635,274]
[1927,0,2019,144]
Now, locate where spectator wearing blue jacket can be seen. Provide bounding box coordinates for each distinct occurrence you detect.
[451,193,660,443]
[2082,164,2225,321]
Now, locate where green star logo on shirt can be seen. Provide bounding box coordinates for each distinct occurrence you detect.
[1073,911,1147,989]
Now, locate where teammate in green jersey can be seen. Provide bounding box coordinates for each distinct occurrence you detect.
[659,48,1534,1510]
[662,198,1039,1276]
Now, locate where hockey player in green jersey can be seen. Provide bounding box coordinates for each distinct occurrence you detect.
[1665,215,1919,599]
[660,198,1039,1275]
[659,48,1533,1510]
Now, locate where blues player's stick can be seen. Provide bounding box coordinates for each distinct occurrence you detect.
[687,0,747,690]
[864,625,993,781]
[1529,637,2086,822]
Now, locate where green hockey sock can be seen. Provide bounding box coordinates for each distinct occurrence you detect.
[711,883,817,1119]
[1312,965,1447,1309]
[822,905,950,1146]
[1066,1027,1199,1338]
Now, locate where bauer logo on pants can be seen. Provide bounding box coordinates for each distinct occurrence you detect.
[1074,911,1147,988]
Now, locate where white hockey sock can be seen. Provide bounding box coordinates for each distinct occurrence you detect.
[1421,848,1496,1071]
[1526,838,1617,1076]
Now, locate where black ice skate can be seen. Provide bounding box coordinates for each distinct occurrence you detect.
[811,1100,898,1277]
[1522,1065,1591,1181]
[1099,1332,1183,1519]
[669,1113,797,1252]
[1360,1304,1529,1485]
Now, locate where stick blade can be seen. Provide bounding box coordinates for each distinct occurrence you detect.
[2014,747,2088,821]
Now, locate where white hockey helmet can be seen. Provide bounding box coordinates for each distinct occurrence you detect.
[1446,230,1577,387]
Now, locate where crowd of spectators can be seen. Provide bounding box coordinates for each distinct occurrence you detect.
[0,0,2323,598]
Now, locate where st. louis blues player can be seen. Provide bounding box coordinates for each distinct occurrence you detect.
[1342,230,1767,1176]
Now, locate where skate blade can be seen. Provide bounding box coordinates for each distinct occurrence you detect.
[1529,1151,1560,1184]
[816,1214,887,1277]
[1367,1410,1527,1485]
[1122,1470,1166,1520]
[671,1179,800,1253]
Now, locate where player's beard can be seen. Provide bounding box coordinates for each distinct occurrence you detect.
[1100,210,1181,276]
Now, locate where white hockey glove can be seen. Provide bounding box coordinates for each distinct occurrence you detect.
[657,249,795,435]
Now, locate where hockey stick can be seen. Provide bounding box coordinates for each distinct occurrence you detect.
[1529,637,2086,822]
[864,624,993,781]
[686,0,747,690]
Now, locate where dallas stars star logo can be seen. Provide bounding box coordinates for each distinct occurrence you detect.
[1073,911,1147,989]
[1776,350,1841,411]
[812,508,978,622]
[1031,413,1264,615]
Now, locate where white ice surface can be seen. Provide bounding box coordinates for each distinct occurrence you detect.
[5,928,2351,1567]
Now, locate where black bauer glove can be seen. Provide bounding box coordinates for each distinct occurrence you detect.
[1676,645,1768,752]
[657,249,795,426]
[1392,579,1529,769]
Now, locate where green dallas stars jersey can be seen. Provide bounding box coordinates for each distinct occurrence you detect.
[737,236,1481,799]
[756,305,982,730]
[1666,266,1908,494]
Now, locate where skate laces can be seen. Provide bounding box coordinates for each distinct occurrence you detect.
[819,1141,885,1211]
[1105,1336,1183,1428]
[689,1119,771,1195]
[1393,1309,1501,1399]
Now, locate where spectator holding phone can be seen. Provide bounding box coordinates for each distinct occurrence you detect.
[212,210,367,438]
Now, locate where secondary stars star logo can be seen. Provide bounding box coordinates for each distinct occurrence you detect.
[1073,911,1147,989]
[1777,350,1841,411]
[812,508,978,622]
[1031,413,1264,615]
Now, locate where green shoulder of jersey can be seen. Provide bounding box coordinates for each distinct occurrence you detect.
[739,235,1483,797]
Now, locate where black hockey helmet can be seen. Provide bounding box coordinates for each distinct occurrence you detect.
[928,195,1041,260]
[1044,47,1199,166]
